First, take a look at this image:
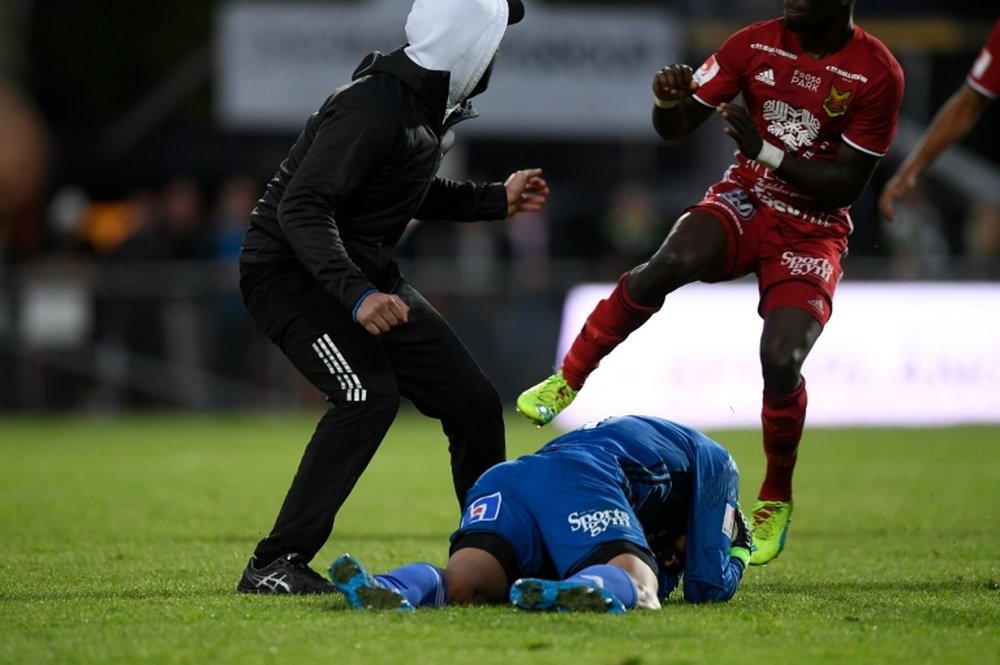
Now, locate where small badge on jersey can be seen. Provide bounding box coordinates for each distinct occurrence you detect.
[694,55,720,85]
[822,85,852,117]
[463,492,502,526]
[971,47,992,80]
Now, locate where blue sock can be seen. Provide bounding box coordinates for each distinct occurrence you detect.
[375,563,447,607]
[566,564,638,609]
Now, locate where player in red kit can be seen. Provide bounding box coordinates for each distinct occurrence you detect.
[879,19,999,220]
[517,0,904,565]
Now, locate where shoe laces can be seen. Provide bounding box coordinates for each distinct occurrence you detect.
[752,501,788,537]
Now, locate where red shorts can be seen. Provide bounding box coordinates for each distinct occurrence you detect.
[688,182,847,326]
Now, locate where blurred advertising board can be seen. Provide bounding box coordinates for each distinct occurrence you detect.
[553,282,1000,429]
[216,0,679,137]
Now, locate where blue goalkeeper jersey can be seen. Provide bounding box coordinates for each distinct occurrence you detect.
[454,415,745,603]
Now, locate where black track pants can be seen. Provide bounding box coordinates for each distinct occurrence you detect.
[240,262,506,563]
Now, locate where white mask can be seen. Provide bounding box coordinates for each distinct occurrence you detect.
[403,0,509,113]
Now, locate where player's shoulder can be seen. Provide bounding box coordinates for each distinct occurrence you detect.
[324,74,407,130]
[736,17,786,38]
[823,24,904,97]
[717,18,801,66]
[603,414,697,445]
[726,17,786,47]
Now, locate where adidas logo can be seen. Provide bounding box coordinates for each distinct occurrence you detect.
[754,69,775,86]
[808,298,825,313]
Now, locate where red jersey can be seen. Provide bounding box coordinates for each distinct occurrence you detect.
[691,19,904,236]
[967,19,1000,99]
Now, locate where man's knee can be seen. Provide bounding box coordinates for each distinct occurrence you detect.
[760,308,822,388]
[760,338,805,382]
[356,388,402,421]
[441,573,494,606]
[448,374,503,426]
[326,379,402,424]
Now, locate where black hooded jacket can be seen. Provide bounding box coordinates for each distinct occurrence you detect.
[240,49,508,312]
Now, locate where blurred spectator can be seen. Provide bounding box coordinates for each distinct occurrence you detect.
[0,80,49,262]
[45,186,94,257]
[455,222,504,292]
[97,187,170,409]
[879,185,950,279]
[160,176,212,260]
[157,176,211,407]
[82,194,140,258]
[964,202,1000,276]
[505,208,551,292]
[879,19,999,222]
[107,188,170,263]
[211,174,259,262]
[208,173,262,391]
[599,181,669,273]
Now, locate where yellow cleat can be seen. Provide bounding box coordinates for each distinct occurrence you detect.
[515,370,577,426]
[749,499,793,565]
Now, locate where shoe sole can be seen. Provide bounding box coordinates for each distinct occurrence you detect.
[511,579,618,613]
[514,402,553,427]
[749,526,789,565]
[329,556,413,611]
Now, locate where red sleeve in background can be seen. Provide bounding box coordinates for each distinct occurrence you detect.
[967,19,1000,99]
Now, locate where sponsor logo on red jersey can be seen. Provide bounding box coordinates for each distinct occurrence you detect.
[762,99,820,149]
[781,252,834,282]
[791,69,821,92]
[695,55,720,85]
[754,68,776,86]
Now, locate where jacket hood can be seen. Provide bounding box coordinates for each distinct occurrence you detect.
[403,0,509,112]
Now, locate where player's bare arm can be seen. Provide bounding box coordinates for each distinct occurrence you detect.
[878,84,992,221]
[651,65,714,141]
[717,102,879,208]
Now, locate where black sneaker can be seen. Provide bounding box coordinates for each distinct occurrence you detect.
[236,553,336,594]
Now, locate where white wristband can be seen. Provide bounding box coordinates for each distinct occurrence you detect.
[756,141,785,171]
[653,97,679,110]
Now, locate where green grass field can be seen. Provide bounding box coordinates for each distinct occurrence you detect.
[1,410,998,664]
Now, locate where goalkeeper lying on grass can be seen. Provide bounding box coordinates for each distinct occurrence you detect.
[328,415,751,613]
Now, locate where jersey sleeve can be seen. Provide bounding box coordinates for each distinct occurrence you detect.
[690,26,752,108]
[840,57,905,157]
[416,178,508,222]
[278,95,390,310]
[678,450,746,603]
[967,19,1000,99]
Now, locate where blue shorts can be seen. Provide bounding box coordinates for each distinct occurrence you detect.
[452,451,650,578]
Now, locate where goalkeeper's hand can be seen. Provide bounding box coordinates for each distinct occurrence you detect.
[729,502,752,567]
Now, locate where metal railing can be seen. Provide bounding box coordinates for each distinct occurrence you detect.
[1,256,997,412]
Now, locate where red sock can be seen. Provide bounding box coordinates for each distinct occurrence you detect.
[758,378,807,502]
[561,273,660,390]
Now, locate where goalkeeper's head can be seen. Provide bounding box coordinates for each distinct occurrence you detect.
[649,530,686,576]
